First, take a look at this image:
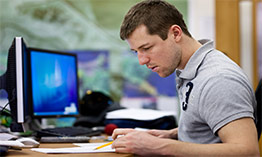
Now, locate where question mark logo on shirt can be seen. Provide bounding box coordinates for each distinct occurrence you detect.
[182,82,193,111]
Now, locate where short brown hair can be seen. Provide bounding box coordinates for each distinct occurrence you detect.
[120,0,191,40]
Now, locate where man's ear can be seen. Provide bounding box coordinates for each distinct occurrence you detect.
[169,25,182,42]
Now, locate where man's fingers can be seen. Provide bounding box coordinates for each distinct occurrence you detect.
[112,128,134,139]
[114,147,130,154]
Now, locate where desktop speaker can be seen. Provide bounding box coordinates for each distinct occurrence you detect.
[79,90,113,116]
[74,90,124,128]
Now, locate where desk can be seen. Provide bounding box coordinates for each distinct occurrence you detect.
[6,143,133,156]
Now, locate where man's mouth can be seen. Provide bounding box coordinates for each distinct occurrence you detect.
[148,66,158,72]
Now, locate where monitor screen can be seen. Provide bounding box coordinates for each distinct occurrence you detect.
[28,48,79,117]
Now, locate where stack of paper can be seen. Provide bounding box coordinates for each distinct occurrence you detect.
[31,142,115,154]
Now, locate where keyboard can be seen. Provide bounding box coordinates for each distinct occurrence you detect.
[40,136,91,143]
[37,126,102,137]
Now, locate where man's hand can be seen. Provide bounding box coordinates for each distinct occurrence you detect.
[111,128,135,140]
[111,128,168,155]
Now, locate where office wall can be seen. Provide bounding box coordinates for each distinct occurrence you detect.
[188,0,215,41]
[216,0,262,88]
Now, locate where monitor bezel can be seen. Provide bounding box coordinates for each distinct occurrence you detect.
[15,37,25,123]
[0,37,28,132]
[27,47,80,118]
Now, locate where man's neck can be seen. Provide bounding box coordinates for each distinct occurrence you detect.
[178,35,202,70]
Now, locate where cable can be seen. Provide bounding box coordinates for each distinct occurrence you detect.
[0,98,14,116]
[0,90,16,119]
[0,99,13,127]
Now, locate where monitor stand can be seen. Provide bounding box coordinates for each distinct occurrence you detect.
[9,117,42,133]
[22,117,42,132]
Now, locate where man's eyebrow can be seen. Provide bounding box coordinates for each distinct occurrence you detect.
[131,43,150,52]
[130,43,150,52]
[138,43,150,49]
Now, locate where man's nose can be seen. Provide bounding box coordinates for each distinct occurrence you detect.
[137,52,149,65]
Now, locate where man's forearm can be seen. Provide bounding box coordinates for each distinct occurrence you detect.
[157,138,260,156]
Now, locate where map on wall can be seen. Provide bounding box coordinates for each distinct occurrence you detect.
[67,50,110,98]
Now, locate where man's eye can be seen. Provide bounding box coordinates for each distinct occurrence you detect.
[143,47,151,51]
[131,50,137,54]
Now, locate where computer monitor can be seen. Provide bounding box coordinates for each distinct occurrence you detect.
[0,37,28,132]
[27,48,79,118]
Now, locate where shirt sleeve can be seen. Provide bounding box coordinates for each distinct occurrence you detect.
[198,74,256,134]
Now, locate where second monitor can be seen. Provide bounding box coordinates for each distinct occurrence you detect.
[28,48,79,118]
[28,48,102,138]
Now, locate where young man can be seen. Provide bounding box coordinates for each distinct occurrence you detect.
[111,0,260,156]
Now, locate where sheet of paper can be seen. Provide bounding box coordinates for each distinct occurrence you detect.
[0,133,18,141]
[0,140,25,147]
[106,108,174,120]
[31,142,115,154]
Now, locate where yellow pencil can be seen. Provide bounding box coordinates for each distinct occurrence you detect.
[94,141,114,150]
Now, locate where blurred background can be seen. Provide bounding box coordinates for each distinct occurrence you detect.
[0,0,261,118]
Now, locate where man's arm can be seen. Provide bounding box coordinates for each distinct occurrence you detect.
[162,118,259,156]
[112,118,260,156]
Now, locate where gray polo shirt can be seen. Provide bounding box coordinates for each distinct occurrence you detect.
[176,39,256,143]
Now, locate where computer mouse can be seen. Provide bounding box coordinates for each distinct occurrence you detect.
[17,137,40,147]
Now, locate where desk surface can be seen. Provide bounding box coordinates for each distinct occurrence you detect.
[6,143,133,157]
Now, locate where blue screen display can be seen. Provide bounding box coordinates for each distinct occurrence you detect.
[30,50,79,117]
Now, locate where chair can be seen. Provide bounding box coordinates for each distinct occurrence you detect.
[255,79,262,154]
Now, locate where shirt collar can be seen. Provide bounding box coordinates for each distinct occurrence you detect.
[176,39,214,79]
